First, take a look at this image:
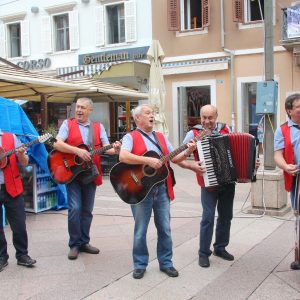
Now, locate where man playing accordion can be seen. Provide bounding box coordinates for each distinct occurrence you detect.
[183,104,235,268]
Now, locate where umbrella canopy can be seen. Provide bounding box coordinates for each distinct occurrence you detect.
[0,64,148,103]
[147,40,169,135]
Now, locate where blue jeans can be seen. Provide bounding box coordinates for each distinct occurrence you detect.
[199,183,235,257]
[0,188,28,260]
[131,184,173,270]
[66,180,96,248]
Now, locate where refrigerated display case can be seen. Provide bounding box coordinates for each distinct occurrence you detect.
[20,164,58,213]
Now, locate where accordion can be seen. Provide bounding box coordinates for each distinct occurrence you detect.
[197,133,258,187]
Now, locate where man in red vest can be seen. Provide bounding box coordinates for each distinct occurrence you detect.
[0,130,36,272]
[183,104,234,268]
[274,93,300,270]
[54,98,120,260]
[119,104,200,279]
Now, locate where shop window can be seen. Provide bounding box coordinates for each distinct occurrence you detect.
[95,0,137,47]
[53,14,70,52]
[168,0,210,31]
[233,0,264,23]
[7,22,21,57]
[107,4,125,44]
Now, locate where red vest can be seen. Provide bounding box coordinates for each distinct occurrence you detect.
[281,122,294,192]
[66,119,103,186]
[192,123,230,187]
[2,133,24,198]
[130,130,175,201]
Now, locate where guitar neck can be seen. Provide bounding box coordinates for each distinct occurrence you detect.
[90,144,114,156]
[3,138,39,158]
[159,130,208,165]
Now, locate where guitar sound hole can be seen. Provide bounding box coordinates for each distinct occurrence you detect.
[143,165,156,177]
[75,156,84,165]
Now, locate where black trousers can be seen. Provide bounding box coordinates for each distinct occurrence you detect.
[0,187,28,260]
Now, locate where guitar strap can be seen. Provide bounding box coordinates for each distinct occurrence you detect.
[88,121,95,149]
[136,129,163,155]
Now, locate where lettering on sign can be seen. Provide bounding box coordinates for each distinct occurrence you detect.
[17,58,51,70]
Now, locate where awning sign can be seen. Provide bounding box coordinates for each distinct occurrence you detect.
[287,5,300,38]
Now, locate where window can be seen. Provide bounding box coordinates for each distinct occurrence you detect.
[7,22,21,57]
[41,10,79,54]
[95,0,136,47]
[53,14,70,52]
[168,0,210,31]
[233,0,264,23]
[107,4,125,44]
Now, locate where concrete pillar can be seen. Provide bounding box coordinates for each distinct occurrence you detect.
[249,169,291,216]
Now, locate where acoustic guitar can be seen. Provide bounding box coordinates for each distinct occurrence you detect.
[110,130,209,205]
[0,133,52,169]
[48,143,116,184]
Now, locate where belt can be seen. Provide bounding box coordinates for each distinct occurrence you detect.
[0,184,5,191]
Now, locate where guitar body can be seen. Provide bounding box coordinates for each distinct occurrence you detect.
[48,144,93,184]
[109,150,169,205]
[0,147,8,169]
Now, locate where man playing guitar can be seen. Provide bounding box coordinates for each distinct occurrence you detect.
[119,104,203,279]
[0,129,36,272]
[53,97,120,260]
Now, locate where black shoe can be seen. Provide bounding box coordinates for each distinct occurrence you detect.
[17,255,36,267]
[79,244,100,254]
[213,249,234,261]
[0,259,8,272]
[199,255,210,268]
[160,266,179,277]
[132,269,146,279]
[68,247,79,260]
[290,261,300,270]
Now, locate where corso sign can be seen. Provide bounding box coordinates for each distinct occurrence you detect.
[17,58,51,70]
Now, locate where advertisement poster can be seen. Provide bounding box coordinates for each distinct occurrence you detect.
[287,5,300,38]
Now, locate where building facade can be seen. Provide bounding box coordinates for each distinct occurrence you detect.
[0,0,299,145]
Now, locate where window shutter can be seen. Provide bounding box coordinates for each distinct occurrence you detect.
[233,0,244,23]
[41,16,52,53]
[21,20,30,57]
[95,5,104,47]
[0,24,6,58]
[125,0,137,43]
[167,0,180,31]
[202,0,210,28]
[69,10,79,50]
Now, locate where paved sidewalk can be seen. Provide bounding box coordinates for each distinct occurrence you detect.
[1,165,299,299]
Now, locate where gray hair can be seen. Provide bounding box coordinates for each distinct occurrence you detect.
[77,97,93,108]
[131,104,153,119]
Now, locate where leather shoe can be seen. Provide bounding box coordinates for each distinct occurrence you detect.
[79,244,100,254]
[0,258,8,272]
[68,247,79,260]
[199,255,210,268]
[213,249,234,261]
[17,255,36,267]
[132,269,146,279]
[290,261,300,270]
[160,266,179,277]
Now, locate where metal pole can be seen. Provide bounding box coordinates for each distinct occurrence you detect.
[263,0,276,169]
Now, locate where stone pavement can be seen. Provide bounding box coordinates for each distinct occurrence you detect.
[1,165,299,300]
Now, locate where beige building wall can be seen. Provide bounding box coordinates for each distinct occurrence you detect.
[151,0,300,146]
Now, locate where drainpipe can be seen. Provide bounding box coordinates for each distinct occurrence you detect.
[221,0,236,132]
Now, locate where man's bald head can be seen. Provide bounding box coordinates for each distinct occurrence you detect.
[200,105,218,117]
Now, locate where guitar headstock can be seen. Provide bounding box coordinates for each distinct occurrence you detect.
[195,129,211,141]
[38,133,53,144]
